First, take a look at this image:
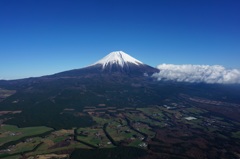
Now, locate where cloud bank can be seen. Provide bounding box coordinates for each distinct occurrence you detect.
[152,64,240,84]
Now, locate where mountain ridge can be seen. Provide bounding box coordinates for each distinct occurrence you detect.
[52,51,159,77]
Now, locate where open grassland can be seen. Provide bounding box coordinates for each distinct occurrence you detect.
[7,137,42,154]
[0,88,16,102]
[26,142,90,157]
[77,127,113,148]
[0,101,240,159]
[232,131,240,139]
[30,154,69,159]
[124,112,164,127]
[0,125,53,146]
[1,155,21,159]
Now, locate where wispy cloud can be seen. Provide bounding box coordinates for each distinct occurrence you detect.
[152,64,240,84]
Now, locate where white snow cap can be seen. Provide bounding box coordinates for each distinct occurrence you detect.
[94,51,143,68]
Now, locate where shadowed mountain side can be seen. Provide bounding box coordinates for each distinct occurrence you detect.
[52,64,159,78]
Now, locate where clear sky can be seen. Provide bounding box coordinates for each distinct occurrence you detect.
[0,0,240,79]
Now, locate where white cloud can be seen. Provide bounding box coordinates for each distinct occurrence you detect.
[152,64,240,84]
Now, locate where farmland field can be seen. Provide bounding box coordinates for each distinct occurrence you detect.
[0,95,240,159]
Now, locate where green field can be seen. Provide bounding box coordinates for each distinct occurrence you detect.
[0,104,239,159]
[8,137,42,154]
[0,125,53,146]
[1,155,21,159]
[232,131,240,139]
[77,127,113,148]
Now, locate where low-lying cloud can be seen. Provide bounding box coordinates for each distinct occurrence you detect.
[152,64,240,84]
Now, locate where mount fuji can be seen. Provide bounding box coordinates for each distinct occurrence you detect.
[0,51,162,129]
[1,51,240,159]
[53,51,159,77]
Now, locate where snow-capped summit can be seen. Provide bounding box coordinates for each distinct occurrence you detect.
[93,51,143,68]
[86,51,159,75]
[54,51,159,77]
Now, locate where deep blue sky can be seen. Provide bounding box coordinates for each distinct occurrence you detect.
[0,0,240,79]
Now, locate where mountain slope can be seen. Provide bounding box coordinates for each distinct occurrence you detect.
[53,51,159,77]
[1,51,240,130]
